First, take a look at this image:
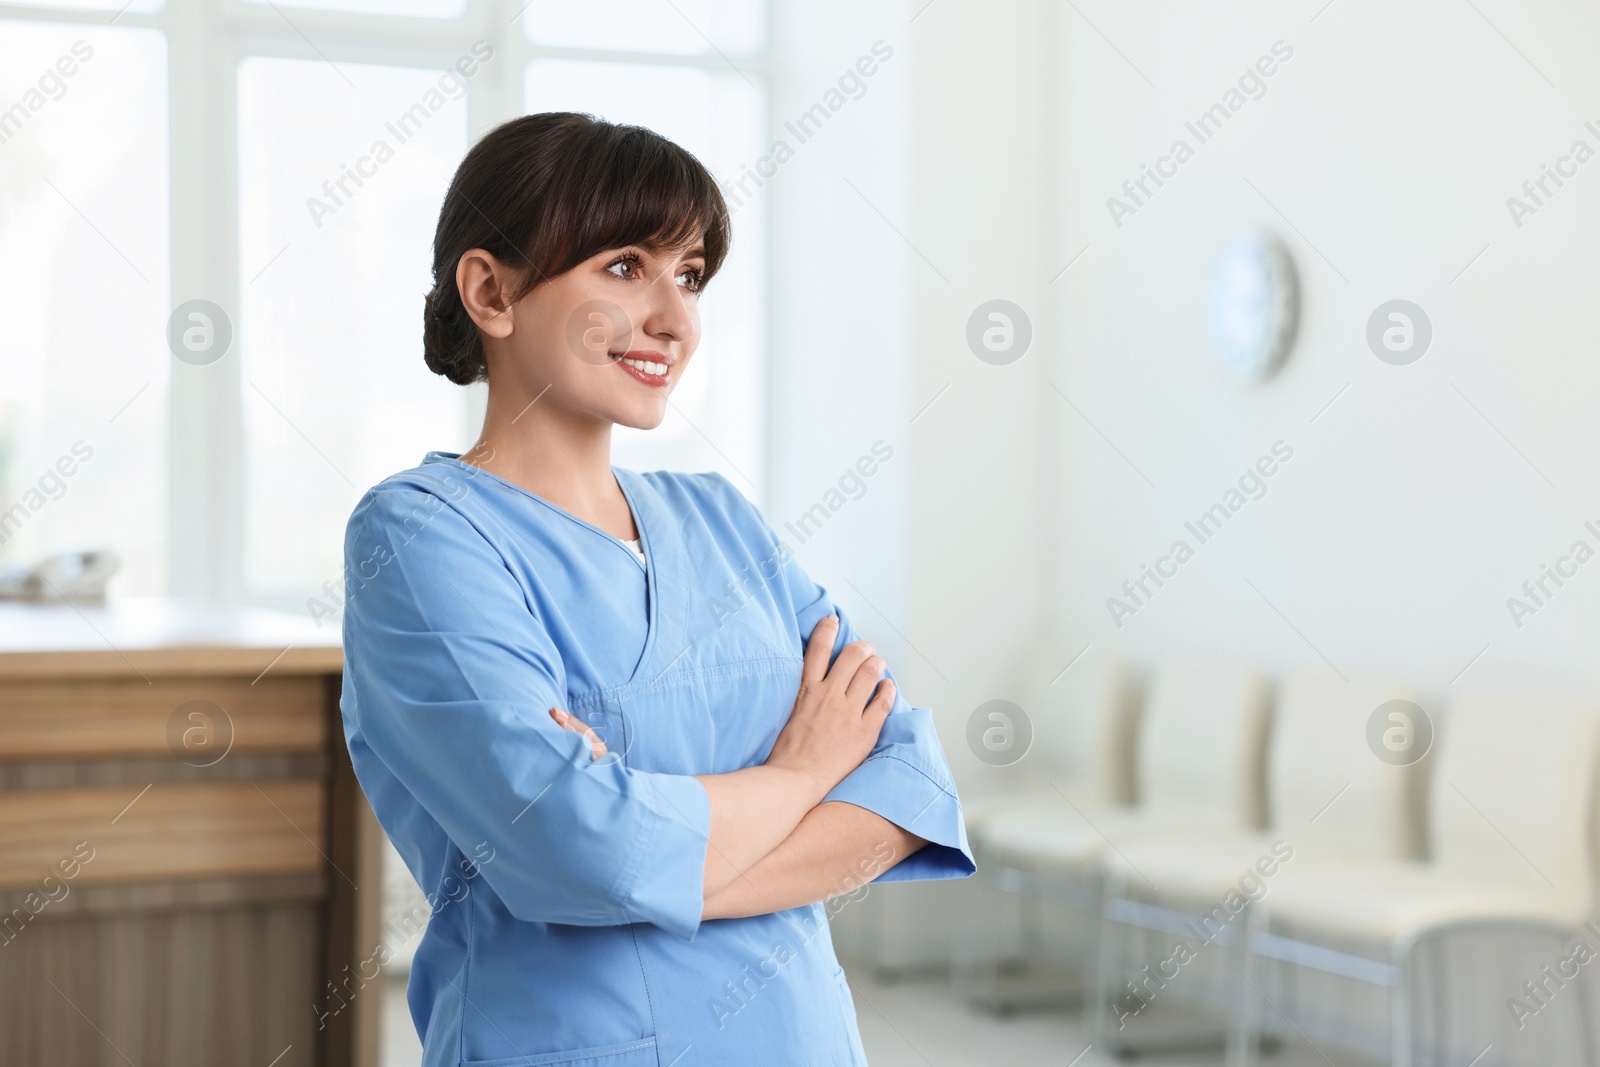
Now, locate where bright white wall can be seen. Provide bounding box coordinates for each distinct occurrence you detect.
[903,0,1059,805]
[1053,0,1600,703]
[764,0,914,587]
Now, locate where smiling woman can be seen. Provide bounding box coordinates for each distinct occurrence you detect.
[419,112,729,392]
[338,112,974,1067]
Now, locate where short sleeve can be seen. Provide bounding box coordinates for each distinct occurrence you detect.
[341,484,712,940]
[704,473,975,884]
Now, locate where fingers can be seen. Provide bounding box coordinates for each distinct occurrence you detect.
[803,612,883,713]
[549,707,609,760]
[801,612,840,684]
[828,638,877,690]
[804,612,885,692]
[844,654,888,708]
[865,677,896,723]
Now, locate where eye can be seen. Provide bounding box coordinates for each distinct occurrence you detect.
[606,252,643,280]
[678,267,704,293]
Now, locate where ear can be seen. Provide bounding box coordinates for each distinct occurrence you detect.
[455,249,519,340]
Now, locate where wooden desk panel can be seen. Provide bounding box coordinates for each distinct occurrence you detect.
[0,779,326,889]
[0,675,327,759]
[0,601,379,1067]
[1,899,322,1065]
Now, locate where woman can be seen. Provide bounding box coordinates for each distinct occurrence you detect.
[340,112,974,1067]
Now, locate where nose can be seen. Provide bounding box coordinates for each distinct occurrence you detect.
[637,267,696,346]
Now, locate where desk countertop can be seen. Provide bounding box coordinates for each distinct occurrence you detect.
[0,598,343,678]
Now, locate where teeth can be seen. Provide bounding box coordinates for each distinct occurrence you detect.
[621,357,667,376]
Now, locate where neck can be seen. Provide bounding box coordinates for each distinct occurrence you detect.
[465,384,620,523]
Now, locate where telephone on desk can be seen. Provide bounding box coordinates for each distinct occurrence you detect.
[0,550,120,602]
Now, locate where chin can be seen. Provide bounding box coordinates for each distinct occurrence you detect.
[610,405,668,432]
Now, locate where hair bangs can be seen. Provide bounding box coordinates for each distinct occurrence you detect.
[557,124,731,284]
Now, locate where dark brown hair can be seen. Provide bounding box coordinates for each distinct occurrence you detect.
[423,112,732,385]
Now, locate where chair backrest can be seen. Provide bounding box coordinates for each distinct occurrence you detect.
[1432,687,1599,910]
[1268,672,1426,861]
[1029,646,1137,804]
[1138,659,1271,827]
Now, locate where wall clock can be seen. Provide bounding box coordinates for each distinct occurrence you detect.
[1206,230,1299,384]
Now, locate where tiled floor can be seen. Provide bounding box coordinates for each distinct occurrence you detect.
[842,968,1372,1067]
[379,965,1370,1067]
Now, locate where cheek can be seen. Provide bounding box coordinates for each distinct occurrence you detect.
[532,295,621,371]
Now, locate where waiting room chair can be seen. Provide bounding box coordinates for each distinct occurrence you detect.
[954,648,1136,1006]
[1090,672,1424,1060]
[962,657,1269,1010]
[1232,686,1600,1067]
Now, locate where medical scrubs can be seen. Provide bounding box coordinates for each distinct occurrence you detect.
[339,451,974,1067]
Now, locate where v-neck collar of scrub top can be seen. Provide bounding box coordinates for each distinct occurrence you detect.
[422,451,648,572]
[421,451,672,687]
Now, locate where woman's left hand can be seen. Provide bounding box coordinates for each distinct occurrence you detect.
[548,707,609,760]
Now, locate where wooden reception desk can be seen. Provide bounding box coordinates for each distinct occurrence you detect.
[0,599,380,1067]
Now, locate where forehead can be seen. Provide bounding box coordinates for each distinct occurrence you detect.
[641,235,706,260]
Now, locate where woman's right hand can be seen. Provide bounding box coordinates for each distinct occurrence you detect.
[764,612,896,798]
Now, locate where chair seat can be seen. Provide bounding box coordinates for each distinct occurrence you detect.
[976,802,1138,871]
[977,802,1237,875]
[1096,831,1289,901]
[1262,861,1590,943]
[962,786,1103,836]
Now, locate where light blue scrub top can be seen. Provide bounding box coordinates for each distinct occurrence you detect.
[340,451,975,1067]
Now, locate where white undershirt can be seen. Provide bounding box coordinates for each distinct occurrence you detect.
[622,537,646,566]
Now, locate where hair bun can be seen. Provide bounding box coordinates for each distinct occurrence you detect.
[422,286,483,386]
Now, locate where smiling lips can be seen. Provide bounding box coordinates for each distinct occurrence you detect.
[613,351,672,388]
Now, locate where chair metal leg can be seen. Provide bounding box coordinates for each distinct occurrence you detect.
[1090,867,1126,1046]
[950,863,977,1001]
[1429,937,1447,1067]
[1391,939,1414,1067]
[1015,864,1044,994]
[1284,917,1300,1030]
[1225,902,1263,1067]
[1573,935,1600,1067]
[954,858,1005,1008]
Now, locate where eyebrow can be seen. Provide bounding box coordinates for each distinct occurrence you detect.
[636,239,705,261]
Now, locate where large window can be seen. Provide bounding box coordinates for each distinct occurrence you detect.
[238,56,470,600]
[0,21,169,593]
[0,0,770,612]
